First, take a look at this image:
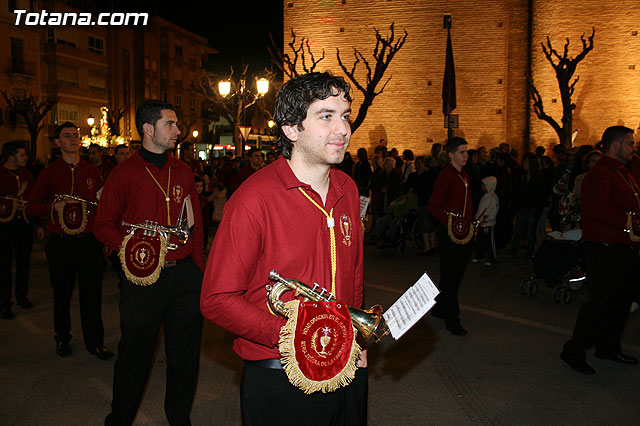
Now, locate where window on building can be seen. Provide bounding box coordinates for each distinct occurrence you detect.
[58,103,80,126]
[8,0,17,12]
[175,38,182,58]
[47,29,55,43]
[88,71,106,91]
[174,95,182,107]
[189,98,196,110]
[162,92,168,103]
[58,64,79,87]
[0,108,4,126]
[10,38,24,74]
[88,36,104,55]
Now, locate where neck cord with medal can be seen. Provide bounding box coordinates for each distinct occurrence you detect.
[298,187,337,297]
[456,172,469,217]
[52,162,78,223]
[145,166,172,224]
[616,169,640,211]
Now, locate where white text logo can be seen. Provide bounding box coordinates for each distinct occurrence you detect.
[14,10,149,26]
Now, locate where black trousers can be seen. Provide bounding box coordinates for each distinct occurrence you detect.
[433,225,472,322]
[105,259,203,426]
[563,243,640,360]
[476,225,497,262]
[45,233,105,348]
[0,220,33,306]
[240,363,368,426]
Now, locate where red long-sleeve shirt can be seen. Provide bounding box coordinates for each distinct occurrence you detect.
[0,165,34,198]
[201,157,364,361]
[93,152,205,269]
[26,159,102,234]
[0,165,34,221]
[582,155,640,246]
[428,164,472,226]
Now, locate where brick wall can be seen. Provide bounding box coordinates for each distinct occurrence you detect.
[284,0,640,158]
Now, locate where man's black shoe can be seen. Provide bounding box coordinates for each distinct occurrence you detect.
[560,352,595,374]
[56,341,72,357]
[595,352,639,365]
[88,345,114,360]
[445,321,468,336]
[18,298,33,309]
[1,304,15,320]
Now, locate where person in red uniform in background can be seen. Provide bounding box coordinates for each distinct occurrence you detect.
[0,142,35,319]
[561,126,640,375]
[229,147,264,194]
[201,73,367,425]
[94,100,204,426]
[180,141,204,178]
[428,137,473,336]
[87,143,115,182]
[26,122,111,359]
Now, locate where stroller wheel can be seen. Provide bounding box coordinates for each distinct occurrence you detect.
[520,279,529,295]
[528,281,538,296]
[562,289,572,305]
[553,286,562,303]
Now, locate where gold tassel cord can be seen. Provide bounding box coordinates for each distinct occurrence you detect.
[298,188,337,296]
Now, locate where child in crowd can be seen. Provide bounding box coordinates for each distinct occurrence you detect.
[472,176,499,265]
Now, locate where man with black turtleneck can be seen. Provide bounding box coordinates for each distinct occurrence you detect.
[94,100,204,426]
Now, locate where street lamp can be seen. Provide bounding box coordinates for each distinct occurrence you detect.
[216,74,270,156]
[218,81,231,97]
[87,114,95,127]
[192,130,199,139]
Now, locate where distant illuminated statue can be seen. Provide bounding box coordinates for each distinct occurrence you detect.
[100,106,111,138]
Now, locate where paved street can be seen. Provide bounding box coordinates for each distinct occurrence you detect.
[1,238,639,425]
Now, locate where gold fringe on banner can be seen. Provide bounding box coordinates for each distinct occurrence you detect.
[57,203,88,235]
[278,300,361,394]
[119,232,168,286]
[447,214,474,245]
[626,213,640,242]
[0,198,18,222]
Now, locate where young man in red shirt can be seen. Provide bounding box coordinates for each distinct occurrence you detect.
[27,122,111,359]
[428,137,473,336]
[95,101,204,426]
[0,142,35,319]
[201,73,367,425]
[561,126,640,374]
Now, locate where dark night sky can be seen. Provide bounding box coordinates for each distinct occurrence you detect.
[100,0,283,76]
[155,2,284,77]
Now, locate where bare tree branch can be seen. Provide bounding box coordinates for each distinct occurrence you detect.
[337,22,408,133]
[530,27,595,147]
[268,30,325,79]
[1,91,56,158]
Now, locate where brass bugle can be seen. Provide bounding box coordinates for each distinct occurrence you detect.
[121,219,190,250]
[266,269,390,342]
[54,194,98,208]
[1,195,27,206]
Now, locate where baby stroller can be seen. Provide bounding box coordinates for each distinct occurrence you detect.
[520,235,586,305]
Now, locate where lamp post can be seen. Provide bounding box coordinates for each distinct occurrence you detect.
[87,114,97,136]
[217,74,270,157]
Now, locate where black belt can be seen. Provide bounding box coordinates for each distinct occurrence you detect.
[50,232,92,239]
[164,257,191,268]
[244,359,284,370]
[586,241,637,251]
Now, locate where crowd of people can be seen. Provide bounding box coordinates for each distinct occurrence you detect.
[1,72,639,425]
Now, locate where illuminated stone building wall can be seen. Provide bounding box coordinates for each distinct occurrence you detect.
[284,0,640,157]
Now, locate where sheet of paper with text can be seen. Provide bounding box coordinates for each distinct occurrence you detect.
[383,272,440,340]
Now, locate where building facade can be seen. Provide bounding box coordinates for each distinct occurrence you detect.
[284,0,640,156]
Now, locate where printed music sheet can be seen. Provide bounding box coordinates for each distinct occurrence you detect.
[383,272,440,340]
